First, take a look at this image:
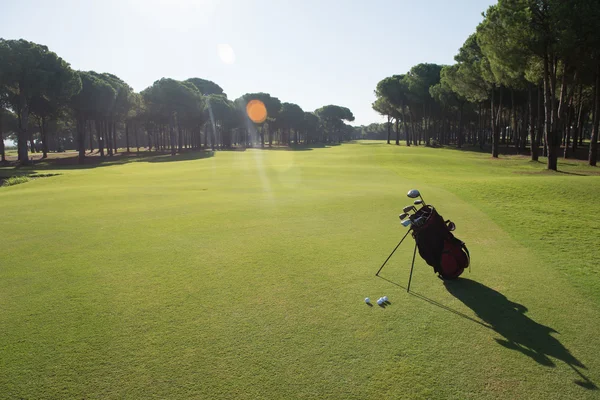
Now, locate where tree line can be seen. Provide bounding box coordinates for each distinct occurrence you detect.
[373,0,600,169]
[0,39,357,165]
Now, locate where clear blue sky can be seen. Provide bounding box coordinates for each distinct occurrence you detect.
[2,0,496,126]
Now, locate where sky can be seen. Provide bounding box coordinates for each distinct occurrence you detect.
[2,0,496,127]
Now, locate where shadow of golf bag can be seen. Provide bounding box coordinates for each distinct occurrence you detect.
[411,205,470,279]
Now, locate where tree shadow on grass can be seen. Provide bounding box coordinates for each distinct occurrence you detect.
[377,275,597,390]
[1,150,215,172]
[142,151,215,163]
[556,170,590,176]
[246,143,341,152]
[437,144,599,166]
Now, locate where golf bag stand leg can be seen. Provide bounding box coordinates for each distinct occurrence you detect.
[406,242,418,292]
[375,229,412,276]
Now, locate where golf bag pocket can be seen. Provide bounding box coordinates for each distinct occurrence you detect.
[439,238,469,279]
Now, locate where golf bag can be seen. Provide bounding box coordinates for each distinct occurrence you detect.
[411,205,470,279]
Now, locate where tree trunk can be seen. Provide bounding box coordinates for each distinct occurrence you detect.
[423,103,428,146]
[589,62,600,166]
[478,103,484,149]
[573,85,584,155]
[501,110,507,145]
[564,99,573,159]
[403,106,410,146]
[0,113,5,162]
[211,124,217,151]
[261,125,265,148]
[88,120,94,153]
[458,103,464,148]
[113,121,118,154]
[126,122,130,153]
[146,126,152,151]
[41,117,49,158]
[511,89,518,153]
[77,116,86,164]
[134,123,140,154]
[170,122,177,156]
[29,130,36,153]
[386,115,391,144]
[528,84,536,161]
[410,112,417,145]
[543,52,558,170]
[106,120,113,156]
[96,120,104,158]
[533,85,543,161]
[395,117,400,145]
[177,122,183,153]
[492,86,503,158]
[17,92,31,165]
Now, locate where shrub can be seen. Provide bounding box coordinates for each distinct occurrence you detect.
[2,176,31,187]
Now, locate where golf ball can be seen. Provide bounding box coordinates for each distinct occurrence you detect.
[365,297,370,303]
[377,298,383,305]
[383,296,388,302]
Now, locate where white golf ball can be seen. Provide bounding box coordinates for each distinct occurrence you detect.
[383,296,388,302]
[365,297,370,303]
[377,298,383,305]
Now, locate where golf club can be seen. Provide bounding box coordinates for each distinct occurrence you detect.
[403,205,417,214]
[399,213,409,220]
[407,189,426,205]
[414,200,424,206]
[401,219,412,227]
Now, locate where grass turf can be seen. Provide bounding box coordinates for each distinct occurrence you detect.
[1,141,599,399]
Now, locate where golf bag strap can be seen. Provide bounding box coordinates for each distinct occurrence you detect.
[461,241,471,272]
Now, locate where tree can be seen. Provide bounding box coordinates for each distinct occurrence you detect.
[315,105,355,143]
[374,75,410,145]
[70,71,116,163]
[484,0,586,169]
[371,97,395,144]
[0,39,81,165]
[142,78,204,155]
[303,112,320,144]
[125,92,144,153]
[441,38,492,150]
[205,94,233,149]
[236,93,281,148]
[279,102,304,146]
[431,67,467,147]
[185,78,225,96]
[406,63,443,146]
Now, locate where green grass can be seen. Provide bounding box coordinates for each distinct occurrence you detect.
[1,141,599,399]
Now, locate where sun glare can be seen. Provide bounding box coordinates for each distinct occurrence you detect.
[217,44,236,65]
[246,100,267,123]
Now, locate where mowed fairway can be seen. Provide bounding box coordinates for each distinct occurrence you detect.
[1,142,599,399]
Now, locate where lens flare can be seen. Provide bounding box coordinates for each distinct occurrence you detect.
[246,100,267,123]
[217,44,236,64]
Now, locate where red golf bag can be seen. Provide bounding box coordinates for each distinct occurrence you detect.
[411,205,470,279]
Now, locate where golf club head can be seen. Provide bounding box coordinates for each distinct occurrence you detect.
[414,200,424,206]
[407,189,420,199]
[401,219,412,227]
[403,205,415,214]
[399,213,409,220]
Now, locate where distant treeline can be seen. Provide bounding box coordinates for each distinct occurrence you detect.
[373,0,600,169]
[0,40,358,165]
